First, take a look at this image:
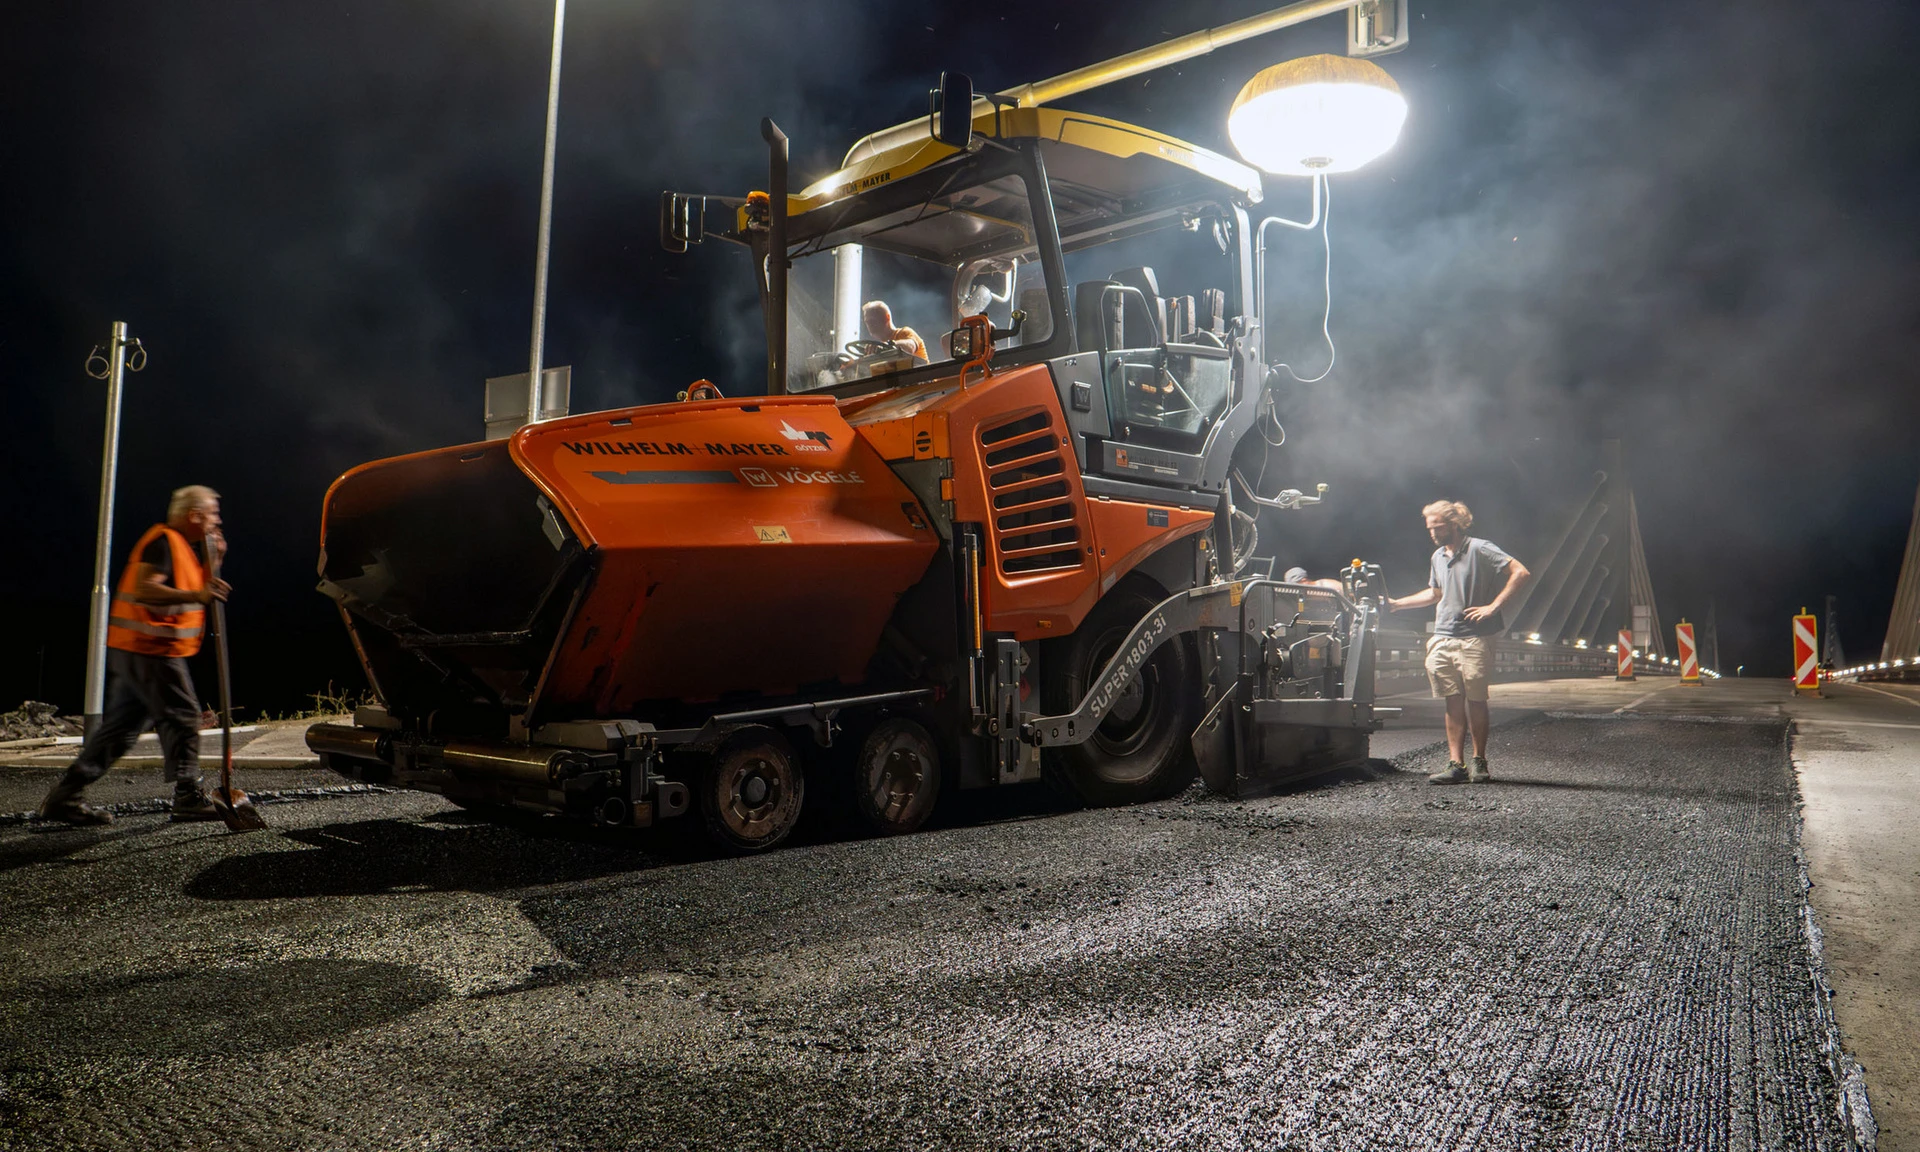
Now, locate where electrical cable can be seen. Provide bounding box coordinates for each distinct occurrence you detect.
[1269,177,1335,385]
[1257,391,1287,447]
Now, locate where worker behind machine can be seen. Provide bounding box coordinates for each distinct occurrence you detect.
[862,300,928,363]
[1284,566,1345,592]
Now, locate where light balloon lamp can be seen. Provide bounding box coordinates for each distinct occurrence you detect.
[1228,53,1408,176]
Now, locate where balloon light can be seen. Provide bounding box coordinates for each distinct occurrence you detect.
[1228,54,1408,176]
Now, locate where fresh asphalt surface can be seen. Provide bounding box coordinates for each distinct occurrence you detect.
[0,682,1871,1150]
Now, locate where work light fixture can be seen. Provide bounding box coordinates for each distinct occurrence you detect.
[1227,53,1407,176]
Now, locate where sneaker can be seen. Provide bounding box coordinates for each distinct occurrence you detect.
[169,792,224,822]
[1427,761,1469,786]
[1469,756,1492,783]
[38,799,114,826]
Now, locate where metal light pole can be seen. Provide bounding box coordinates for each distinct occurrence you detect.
[82,322,143,732]
[525,0,566,429]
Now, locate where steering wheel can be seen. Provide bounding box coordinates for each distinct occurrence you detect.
[844,339,897,357]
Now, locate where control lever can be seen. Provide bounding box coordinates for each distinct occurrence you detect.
[1341,559,1386,604]
[1231,472,1329,511]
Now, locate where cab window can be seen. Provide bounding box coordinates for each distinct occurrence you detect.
[784,173,1054,393]
[1060,204,1239,452]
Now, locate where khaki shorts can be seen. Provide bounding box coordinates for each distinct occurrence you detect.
[1426,635,1494,701]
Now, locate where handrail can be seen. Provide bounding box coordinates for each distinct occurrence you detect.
[843,0,1368,166]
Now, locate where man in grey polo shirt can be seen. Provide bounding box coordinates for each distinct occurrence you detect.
[1386,500,1530,785]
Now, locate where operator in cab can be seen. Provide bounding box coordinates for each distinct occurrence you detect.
[861,301,929,363]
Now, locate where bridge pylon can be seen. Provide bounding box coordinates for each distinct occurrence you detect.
[1881,478,1920,673]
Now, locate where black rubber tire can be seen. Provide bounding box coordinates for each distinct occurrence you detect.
[851,718,942,835]
[1041,583,1200,806]
[697,727,805,852]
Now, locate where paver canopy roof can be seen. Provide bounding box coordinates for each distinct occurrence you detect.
[791,106,1264,217]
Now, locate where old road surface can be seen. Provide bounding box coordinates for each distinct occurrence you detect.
[0,679,1888,1151]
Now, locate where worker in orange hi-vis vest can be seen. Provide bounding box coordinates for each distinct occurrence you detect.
[38,486,233,826]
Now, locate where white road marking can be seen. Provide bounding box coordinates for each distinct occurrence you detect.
[1614,685,1675,713]
[1849,682,1920,709]
[1796,718,1920,730]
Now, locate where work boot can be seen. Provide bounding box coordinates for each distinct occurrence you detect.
[38,776,114,826]
[38,796,115,826]
[169,790,224,823]
[1469,756,1492,783]
[1427,761,1469,786]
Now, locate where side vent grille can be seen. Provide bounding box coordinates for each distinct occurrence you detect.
[979,412,1083,576]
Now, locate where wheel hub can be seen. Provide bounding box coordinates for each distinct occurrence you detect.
[1108,671,1147,726]
[716,750,793,841]
[741,772,769,806]
[874,748,924,821]
[1091,630,1161,757]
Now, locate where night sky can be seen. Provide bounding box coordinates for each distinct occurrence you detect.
[4,0,1917,715]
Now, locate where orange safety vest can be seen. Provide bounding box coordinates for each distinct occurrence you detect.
[106,525,207,658]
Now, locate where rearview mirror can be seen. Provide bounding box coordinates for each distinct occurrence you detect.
[660,191,706,254]
[931,71,974,149]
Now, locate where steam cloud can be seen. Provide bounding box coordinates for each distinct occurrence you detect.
[2,0,1916,709]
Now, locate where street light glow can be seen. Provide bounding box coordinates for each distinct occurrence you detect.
[1228,54,1408,176]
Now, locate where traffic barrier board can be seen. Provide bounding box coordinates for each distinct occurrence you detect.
[1793,611,1819,693]
[1677,621,1700,683]
[1617,629,1635,680]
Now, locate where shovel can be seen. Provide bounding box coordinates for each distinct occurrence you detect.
[205,537,266,832]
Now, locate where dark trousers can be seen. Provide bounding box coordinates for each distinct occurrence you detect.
[57,648,203,798]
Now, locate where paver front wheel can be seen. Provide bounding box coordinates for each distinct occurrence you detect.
[698,727,804,852]
[852,719,941,835]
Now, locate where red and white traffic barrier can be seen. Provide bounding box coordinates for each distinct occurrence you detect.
[1677,621,1700,684]
[1793,610,1820,695]
[1617,629,1635,680]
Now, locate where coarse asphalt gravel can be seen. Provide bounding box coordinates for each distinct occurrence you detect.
[0,716,1861,1150]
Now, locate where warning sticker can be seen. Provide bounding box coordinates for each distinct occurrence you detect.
[754,525,792,543]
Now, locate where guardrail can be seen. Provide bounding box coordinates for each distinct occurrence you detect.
[1829,663,1919,684]
[1372,631,1695,682]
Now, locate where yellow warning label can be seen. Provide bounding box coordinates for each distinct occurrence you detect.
[753,525,792,543]
[1228,581,1244,607]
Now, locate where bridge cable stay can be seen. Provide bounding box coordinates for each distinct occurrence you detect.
[1505,471,1607,640]
[1882,478,1920,665]
[1503,442,1665,659]
[1703,595,1722,675]
[1823,595,1846,672]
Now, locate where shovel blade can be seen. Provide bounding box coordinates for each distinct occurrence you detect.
[215,787,269,832]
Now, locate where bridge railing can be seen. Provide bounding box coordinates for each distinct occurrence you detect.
[1372,630,1690,684]
[1831,663,1919,684]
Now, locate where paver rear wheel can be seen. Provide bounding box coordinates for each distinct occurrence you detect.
[698,727,804,852]
[1042,583,1199,806]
